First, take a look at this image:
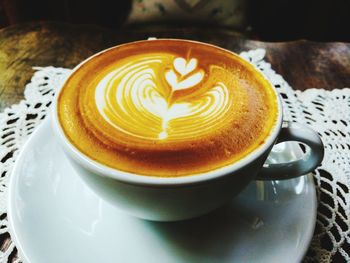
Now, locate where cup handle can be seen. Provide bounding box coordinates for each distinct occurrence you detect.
[255,121,324,180]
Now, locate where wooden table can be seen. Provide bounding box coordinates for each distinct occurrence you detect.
[1,22,349,112]
[0,22,349,262]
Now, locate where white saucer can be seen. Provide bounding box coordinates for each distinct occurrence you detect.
[8,119,316,263]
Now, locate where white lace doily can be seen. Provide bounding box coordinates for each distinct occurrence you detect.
[0,50,349,263]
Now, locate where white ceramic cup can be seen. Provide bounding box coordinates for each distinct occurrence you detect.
[52,40,324,221]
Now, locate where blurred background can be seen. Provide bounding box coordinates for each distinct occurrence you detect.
[0,0,349,41]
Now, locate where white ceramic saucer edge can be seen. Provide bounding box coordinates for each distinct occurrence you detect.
[7,118,317,263]
[7,119,48,263]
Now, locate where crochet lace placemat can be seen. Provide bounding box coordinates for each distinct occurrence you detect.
[0,49,349,263]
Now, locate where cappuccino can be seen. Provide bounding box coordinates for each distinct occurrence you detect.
[58,39,278,177]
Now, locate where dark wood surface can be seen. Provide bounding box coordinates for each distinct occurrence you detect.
[0,22,349,262]
[0,22,350,112]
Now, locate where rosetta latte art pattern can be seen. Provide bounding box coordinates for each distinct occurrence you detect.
[95,55,230,140]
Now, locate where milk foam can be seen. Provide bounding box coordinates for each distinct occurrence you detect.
[95,55,231,140]
[58,39,278,176]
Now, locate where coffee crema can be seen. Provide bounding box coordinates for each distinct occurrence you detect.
[58,39,278,177]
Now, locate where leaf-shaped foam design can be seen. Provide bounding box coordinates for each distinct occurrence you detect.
[95,55,229,140]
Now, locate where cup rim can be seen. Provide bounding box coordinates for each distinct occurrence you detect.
[52,38,283,187]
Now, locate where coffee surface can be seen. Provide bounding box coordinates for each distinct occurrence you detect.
[58,39,278,177]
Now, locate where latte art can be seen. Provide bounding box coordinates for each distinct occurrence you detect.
[58,40,278,177]
[95,54,230,140]
[165,57,204,91]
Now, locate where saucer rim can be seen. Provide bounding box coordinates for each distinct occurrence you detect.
[7,119,317,263]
